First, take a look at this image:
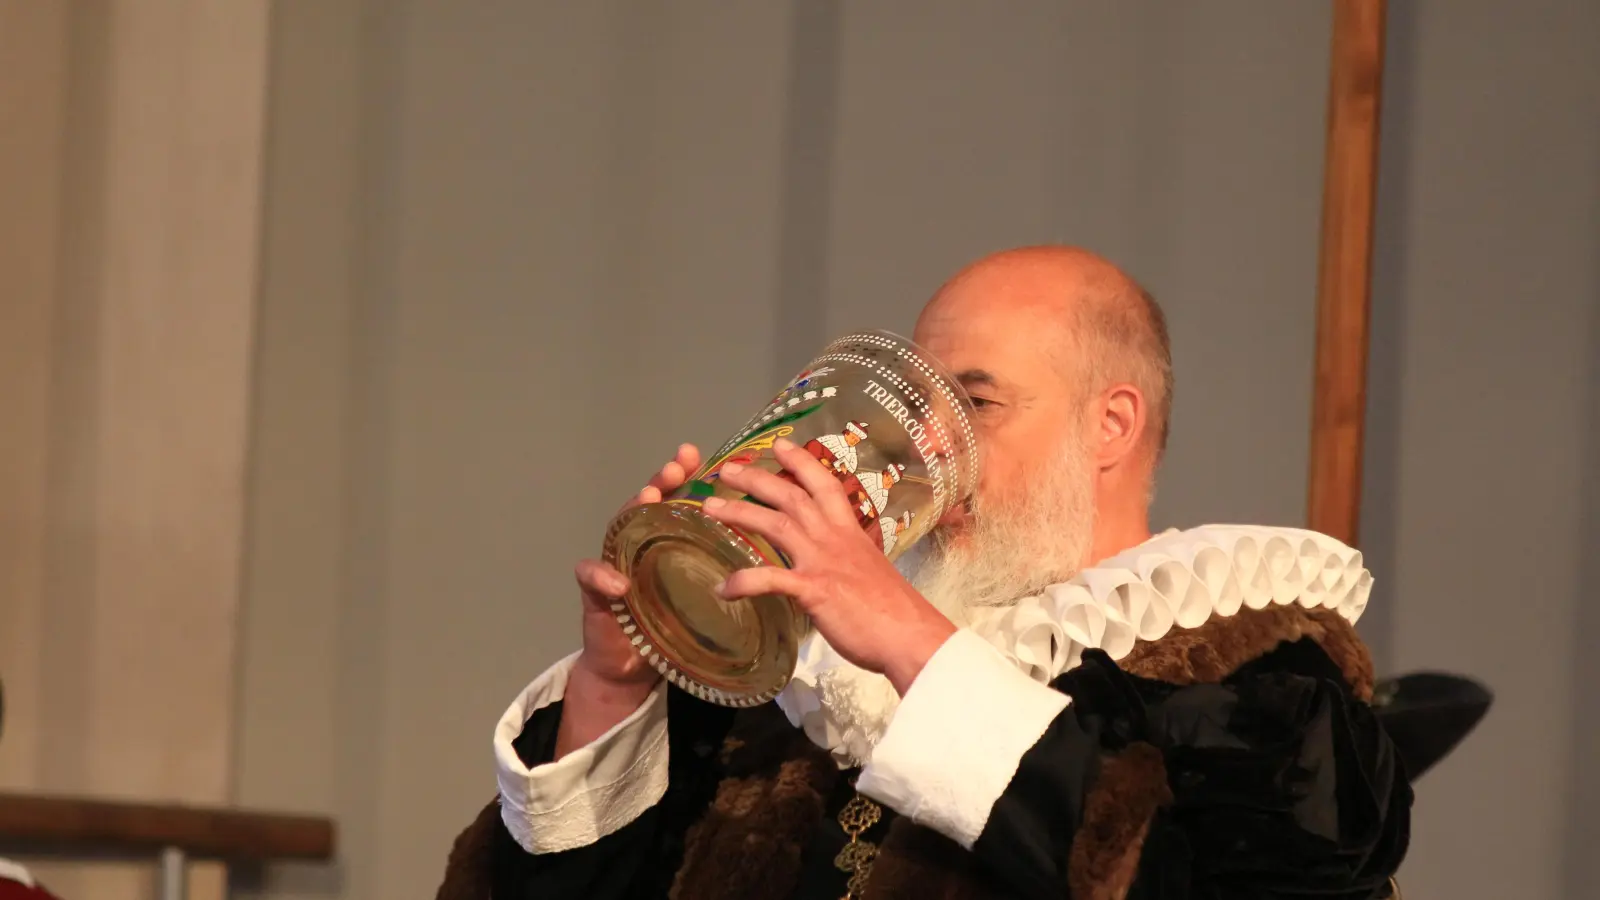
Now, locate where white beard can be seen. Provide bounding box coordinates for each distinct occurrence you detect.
[808,436,1100,763]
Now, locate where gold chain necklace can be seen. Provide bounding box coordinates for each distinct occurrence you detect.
[833,780,882,900]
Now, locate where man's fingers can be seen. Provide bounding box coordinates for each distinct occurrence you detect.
[716,461,818,525]
[646,444,704,495]
[701,497,815,560]
[771,438,856,524]
[648,461,685,492]
[612,444,703,516]
[674,443,702,474]
[575,558,629,600]
[614,484,661,516]
[717,565,808,602]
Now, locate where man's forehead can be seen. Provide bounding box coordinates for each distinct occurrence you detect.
[914,303,1066,393]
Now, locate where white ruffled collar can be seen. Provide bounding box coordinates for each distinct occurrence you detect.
[775,524,1374,767]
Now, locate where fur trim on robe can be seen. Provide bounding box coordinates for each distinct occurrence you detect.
[436,794,503,900]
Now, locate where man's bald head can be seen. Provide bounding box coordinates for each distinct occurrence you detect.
[918,246,1173,461]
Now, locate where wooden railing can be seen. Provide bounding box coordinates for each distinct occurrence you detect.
[0,791,336,899]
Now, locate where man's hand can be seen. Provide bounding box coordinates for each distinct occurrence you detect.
[702,438,956,695]
[557,443,701,758]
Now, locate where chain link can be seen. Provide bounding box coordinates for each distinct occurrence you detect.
[834,787,883,900]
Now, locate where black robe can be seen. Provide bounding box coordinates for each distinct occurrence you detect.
[438,605,1411,900]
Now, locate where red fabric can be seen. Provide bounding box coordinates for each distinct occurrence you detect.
[0,874,62,900]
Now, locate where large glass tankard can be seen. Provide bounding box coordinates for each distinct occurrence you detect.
[603,330,980,707]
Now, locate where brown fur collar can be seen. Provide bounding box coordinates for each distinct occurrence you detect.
[1118,604,1374,701]
[435,604,1374,900]
[434,795,501,900]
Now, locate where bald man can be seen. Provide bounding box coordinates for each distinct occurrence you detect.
[437,248,1411,900]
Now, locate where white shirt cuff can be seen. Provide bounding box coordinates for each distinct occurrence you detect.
[494,650,669,854]
[856,630,1071,849]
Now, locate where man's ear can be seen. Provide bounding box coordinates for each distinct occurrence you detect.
[1093,383,1146,470]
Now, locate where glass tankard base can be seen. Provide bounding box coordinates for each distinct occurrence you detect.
[602,502,809,707]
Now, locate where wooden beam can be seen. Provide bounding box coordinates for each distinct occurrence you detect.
[1308,0,1387,545]
[0,792,335,863]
